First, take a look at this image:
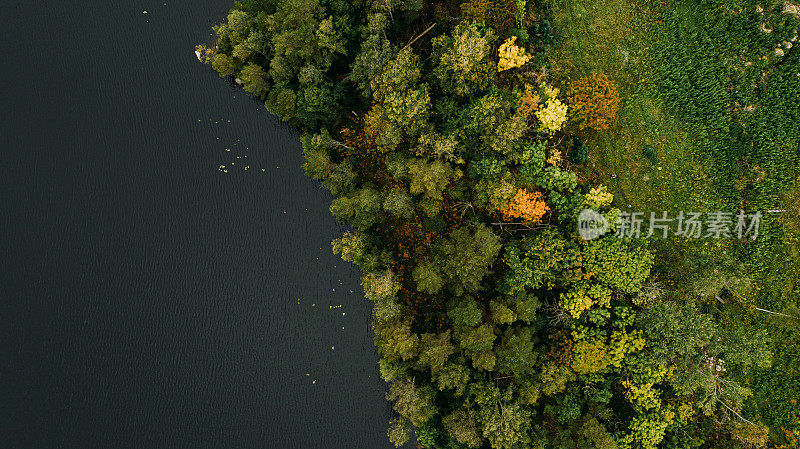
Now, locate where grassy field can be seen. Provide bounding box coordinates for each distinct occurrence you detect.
[544,0,800,442]
[546,0,725,215]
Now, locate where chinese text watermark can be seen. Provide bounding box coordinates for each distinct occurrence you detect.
[579,210,762,241]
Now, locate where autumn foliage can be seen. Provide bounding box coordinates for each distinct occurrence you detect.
[204,3,782,448]
[548,330,575,366]
[501,188,549,223]
[459,0,491,24]
[460,0,517,32]
[517,84,540,118]
[566,73,621,131]
[773,408,799,449]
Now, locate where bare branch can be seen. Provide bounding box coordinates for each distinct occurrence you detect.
[719,400,756,427]
[401,23,437,52]
[754,307,798,319]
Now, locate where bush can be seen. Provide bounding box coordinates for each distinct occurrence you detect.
[571,137,589,164]
[642,145,658,164]
[566,73,620,131]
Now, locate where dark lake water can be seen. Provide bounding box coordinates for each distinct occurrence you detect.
[0,2,396,448]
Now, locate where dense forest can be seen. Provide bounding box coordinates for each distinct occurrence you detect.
[198,0,800,447]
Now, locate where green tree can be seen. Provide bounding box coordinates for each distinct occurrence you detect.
[417,331,455,371]
[386,378,437,427]
[413,261,444,295]
[464,91,511,145]
[301,131,334,180]
[502,228,583,292]
[349,13,395,99]
[332,231,364,263]
[456,324,497,370]
[480,401,532,449]
[507,292,541,323]
[581,417,618,449]
[721,326,772,369]
[495,326,537,375]
[270,0,326,73]
[226,10,252,42]
[387,416,411,447]
[212,53,236,77]
[383,188,414,218]
[374,318,420,361]
[448,297,484,328]
[266,88,298,121]
[443,407,484,448]
[432,22,496,97]
[636,301,717,363]
[488,111,528,156]
[583,238,653,294]
[408,158,461,215]
[436,224,502,295]
[239,63,269,96]
[325,161,357,196]
[433,362,471,395]
[329,186,383,230]
[362,269,400,303]
[370,48,431,150]
[474,173,516,213]
[490,300,516,325]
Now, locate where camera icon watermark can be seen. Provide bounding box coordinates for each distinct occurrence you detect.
[578,209,610,240]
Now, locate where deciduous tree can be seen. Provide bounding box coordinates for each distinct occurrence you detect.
[583,238,653,294]
[433,23,496,97]
[436,224,502,294]
[500,188,549,223]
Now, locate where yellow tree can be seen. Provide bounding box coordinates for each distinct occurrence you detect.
[497,36,531,72]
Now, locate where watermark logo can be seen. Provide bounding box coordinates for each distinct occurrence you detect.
[578,209,610,241]
[578,210,763,241]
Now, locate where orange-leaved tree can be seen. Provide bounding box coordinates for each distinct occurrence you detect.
[517,84,540,119]
[501,188,549,223]
[567,73,621,131]
[772,407,799,448]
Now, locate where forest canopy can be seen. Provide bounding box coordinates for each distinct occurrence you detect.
[200,0,800,448]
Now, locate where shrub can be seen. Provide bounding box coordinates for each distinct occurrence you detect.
[570,137,589,164]
[642,145,658,164]
[567,73,620,131]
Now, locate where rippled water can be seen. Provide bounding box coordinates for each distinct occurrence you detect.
[0,2,395,448]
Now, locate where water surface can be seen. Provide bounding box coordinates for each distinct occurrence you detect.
[0,2,394,448]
